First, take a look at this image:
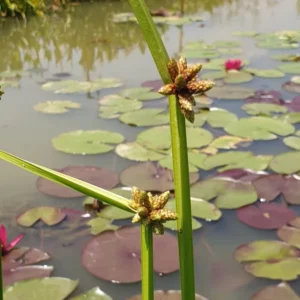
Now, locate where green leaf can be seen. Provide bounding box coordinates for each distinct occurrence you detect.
[209,135,252,149]
[245,68,285,78]
[271,54,300,61]
[97,205,134,220]
[202,58,248,70]
[41,78,123,94]
[206,86,255,100]
[4,277,79,300]
[203,151,253,169]
[119,108,169,127]
[158,156,198,173]
[269,151,300,174]
[201,71,226,80]
[242,103,287,115]
[164,218,202,231]
[183,50,220,59]
[278,63,300,74]
[235,240,299,262]
[190,197,222,220]
[119,87,153,98]
[70,287,112,299]
[87,217,119,235]
[212,40,240,48]
[283,136,300,150]
[218,48,243,55]
[277,113,300,124]
[225,117,295,140]
[52,130,124,155]
[0,150,133,212]
[224,71,253,84]
[188,151,208,169]
[256,40,298,49]
[277,225,300,249]
[115,142,165,161]
[34,101,81,114]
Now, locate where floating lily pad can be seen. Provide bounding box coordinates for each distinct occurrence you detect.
[225,117,295,140]
[41,78,123,94]
[236,203,296,229]
[188,151,208,169]
[245,90,284,105]
[141,79,163,92]
[4,277,78,300]
[190,197,222,220]
[232,31,257,37]
[34,101,80,114]
[283,136,300,150]
[256,40,298,49]
[272,54,300,62]
[120,162,199,192]
[212,40,240,48]
[190,178,227,200]
[209,136,252,149]
[218,48,243,55]
[242,103,287,115]
[52,130,124,155]
[203,151,253,169]
[37,166,119,198]
[0,80,19,89]
[71,287,112,300]
[120,109,169,127]
[87,217,118,235]
[115,142,165,162]
[202,58,248,70]
[81,226,179,282]
[278,63,300,74]
[269,151,300,174]
[119,87,163,101]
[245,258,300,280]
[164,218,202,231]
[224,71,253,84]
[285,96,300,112]
[201,71,226,80]
[183,50,220,59]
[158,156,198,173]
[245,68,285,78]
[0,70,27,79]
[206,86,255,100]
[17,207,66,227]
[252,282,300,300]
[218,155,273,172]
[281,176,300,204]
[129,290,207,300]
[234,240,299,262]
[137,126,213,150]
[282,81,300,94]
[277,225,300,249]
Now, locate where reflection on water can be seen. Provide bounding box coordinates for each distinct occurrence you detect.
[1,0,300,299]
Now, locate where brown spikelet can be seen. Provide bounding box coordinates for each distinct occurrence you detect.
[183,63,202,82]
[174,75,186,91]
[177,56,187,74]
[158,83,176,95]
[187,80,214,94]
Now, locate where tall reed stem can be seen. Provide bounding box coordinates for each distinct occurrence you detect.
[141,223,154,300]
[126,1,196,299]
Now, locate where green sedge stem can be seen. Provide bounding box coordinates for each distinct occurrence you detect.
[141,223,154,300]
[0,150,134,213]
[127,0,196,299]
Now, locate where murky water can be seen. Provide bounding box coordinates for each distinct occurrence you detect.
[1,0,300,299]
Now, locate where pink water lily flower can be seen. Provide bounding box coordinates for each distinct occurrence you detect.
[0,225,24,255]
[224,59,243,71]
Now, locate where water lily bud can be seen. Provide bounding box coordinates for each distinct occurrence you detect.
[168,59,179,82]
[152,222,164,235]
[187,80,214,94]
[158,83,176,95]
[177,56,187,74]
[174,74,187,91]
[183,64,202,82]
[137,206,149,218]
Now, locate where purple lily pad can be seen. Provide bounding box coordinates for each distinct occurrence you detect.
[245,90,284,105]
[36,166,119,198]
[215,169,265,182]
[282,176,300,204]
[236,203,296,229]
[120,162,199,192]
[252,282,300,300]
[141,79,163,92]
[252,174,284,202]
[129,290,207,300]
[17,206,66,227]
[285,96,300,111]
[81,226,179,283]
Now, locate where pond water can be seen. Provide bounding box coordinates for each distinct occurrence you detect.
[2,0,300,299]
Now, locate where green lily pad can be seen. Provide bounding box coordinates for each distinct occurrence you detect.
[271,54,300,62]
[202,58,248,70]
[119,109,169,127]
[224,71,253,84]
[256,40,298,49]
[52,130,124,155]
[109,187,132,198]
[269,151,300,174]
[183,50,220,59]
[4,277,78,300]
[276,113,300,124]
[164,218,202,231]
[201,71,226,80]
[17,207,66,227]
[0,80,19,89]
[184,41,214,50]
[253,282,300,300]
[218,48,243,55]
[97,204,134,221]
[0,70,27,78]
[278,63,300,74]
[188,151,208,169]
[283,136,300,150]
[41,78,123,94]
[190,197,222,220]
[245,258,300,280]
[218,155,273,172]
[242,103,287,115]
[277,225,300,249]
[87,217,119,235]
[158,156,198,173]
[203,151,253,169]
[225,117,295,140]
[119,87,163,101]
[245,68,285,78]
[115,142,165,161]
[212,40,240,48]
[34,101,81,114]
[206,86,255,100]
[136,126,213,150]
[291,76,300,84]
[71,287,112,300]
[204,109,238,128]
[209,135,252,149]
[98,94,142,119]
[232,31,257,37]
[235,240,299,262]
